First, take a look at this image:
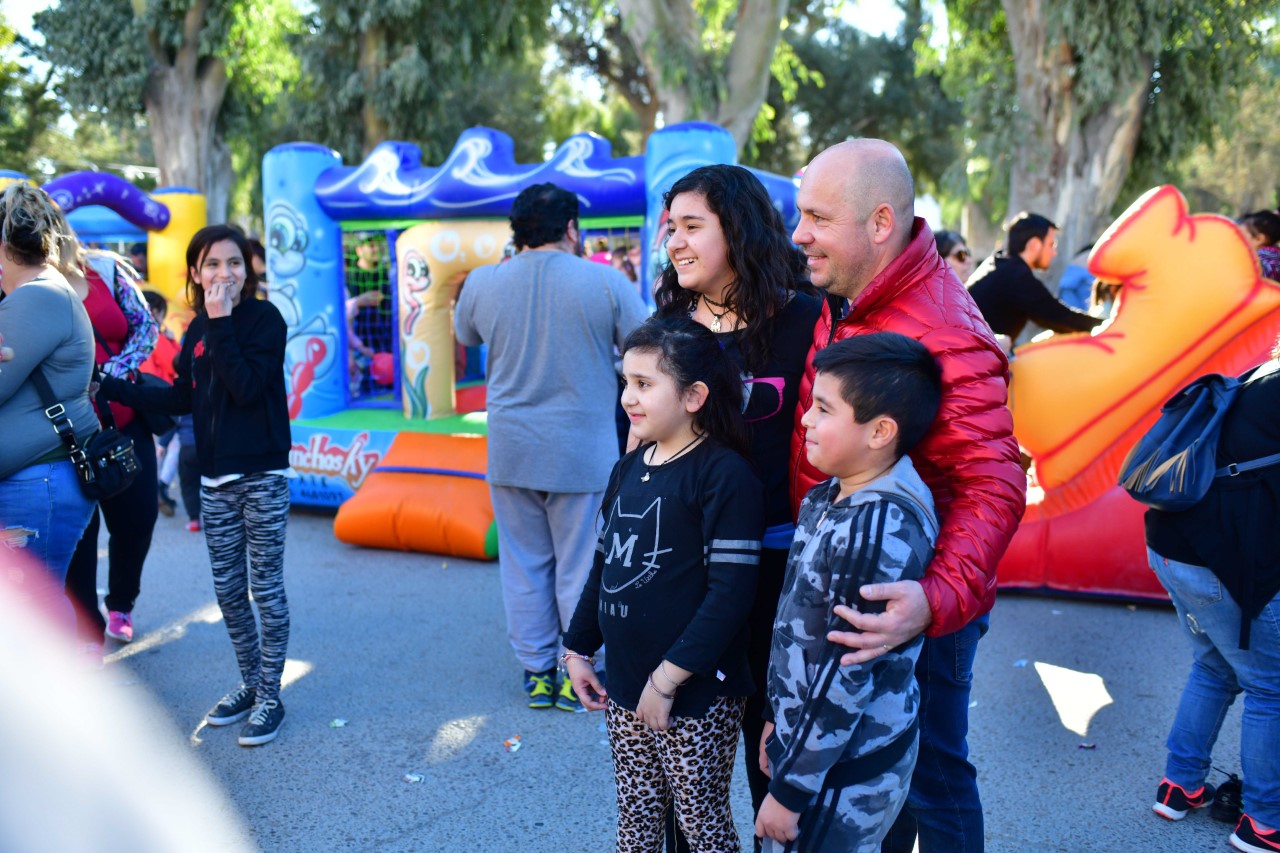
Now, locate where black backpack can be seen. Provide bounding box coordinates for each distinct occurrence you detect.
[1119,361,1280,511]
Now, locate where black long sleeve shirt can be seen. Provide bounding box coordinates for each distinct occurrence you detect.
[101,299,291,478]
[1145,362,1280,644]
[563,439,764,717]
[966,254,1101,340]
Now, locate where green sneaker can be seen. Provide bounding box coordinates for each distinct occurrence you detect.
[524,669,555,709]
[555,676,586,712]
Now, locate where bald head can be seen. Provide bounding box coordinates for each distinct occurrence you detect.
[792,139,918,299]
[817,139,914,243]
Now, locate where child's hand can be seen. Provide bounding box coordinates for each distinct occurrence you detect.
[758,721,774,778]
[755,794,800,843]
[565,657,608,711]
[635,680,674,731]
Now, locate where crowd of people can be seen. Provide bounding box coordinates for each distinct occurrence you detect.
[2,134,1278,852]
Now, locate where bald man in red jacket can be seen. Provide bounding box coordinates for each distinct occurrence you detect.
[787,139,1026,853]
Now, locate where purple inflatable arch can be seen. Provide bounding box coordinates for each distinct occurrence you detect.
[43,172,170,232]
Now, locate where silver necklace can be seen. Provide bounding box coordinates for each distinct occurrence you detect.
[701,293,731,333]
[640,433,704,482]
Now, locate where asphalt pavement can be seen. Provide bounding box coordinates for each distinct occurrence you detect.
[80,507,1244,853]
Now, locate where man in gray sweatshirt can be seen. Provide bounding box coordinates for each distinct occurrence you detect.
[454,182,648,712]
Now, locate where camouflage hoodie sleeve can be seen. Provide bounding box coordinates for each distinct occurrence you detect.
[768,495,933,813]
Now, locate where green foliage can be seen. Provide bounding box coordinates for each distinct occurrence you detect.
[943,0,1279,223]
[745,5,963,192]
[35,0,149,118]
[0,17,61,175]
[288,0,555,163]
[1151,45,1280,215]
[541,75,645,158]
[34,112,157,187]
[934,0,1014,225]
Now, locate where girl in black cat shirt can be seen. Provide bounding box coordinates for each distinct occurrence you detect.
[563,316,764,852]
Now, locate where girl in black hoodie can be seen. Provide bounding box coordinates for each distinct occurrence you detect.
[102,225,292,747]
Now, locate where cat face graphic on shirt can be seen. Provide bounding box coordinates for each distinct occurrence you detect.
[601,496,672,594]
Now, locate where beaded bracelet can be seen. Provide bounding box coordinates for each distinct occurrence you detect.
[560,652,595,667]
[647,672,677,700]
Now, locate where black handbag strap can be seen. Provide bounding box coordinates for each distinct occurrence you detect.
[28,366,93,479]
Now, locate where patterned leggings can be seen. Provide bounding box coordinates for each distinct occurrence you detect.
[606,696,746,853]
[202,473,290,702]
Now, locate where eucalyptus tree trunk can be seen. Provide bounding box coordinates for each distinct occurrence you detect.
[615,0,789,151]
[1001,0,1152,285]
[358,25,390,154]
[142,0,231,223]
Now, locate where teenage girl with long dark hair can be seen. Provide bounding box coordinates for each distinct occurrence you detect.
[101,225,292,747]
[654,164,821,832]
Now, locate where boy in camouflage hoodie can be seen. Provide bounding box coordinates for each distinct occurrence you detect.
[756,333,942,852]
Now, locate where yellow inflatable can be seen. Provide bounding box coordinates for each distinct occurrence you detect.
[147,189,207,305]
[395,220,509,418]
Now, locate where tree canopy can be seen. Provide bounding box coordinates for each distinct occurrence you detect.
[11,0,1278,238]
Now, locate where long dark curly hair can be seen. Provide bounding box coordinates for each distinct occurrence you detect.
[653,164,813,374]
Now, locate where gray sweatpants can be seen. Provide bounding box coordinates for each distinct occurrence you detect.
[489,485,603,673]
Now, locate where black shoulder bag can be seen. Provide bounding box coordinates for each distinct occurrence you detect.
[29,367,140,500]
[92,328,178,436]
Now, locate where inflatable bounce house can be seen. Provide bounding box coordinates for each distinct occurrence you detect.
[0,170,206,309]
[998,186,1280,599]
[264,122,797,559]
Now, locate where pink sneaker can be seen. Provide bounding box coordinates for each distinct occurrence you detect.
[187,520,202,532]
[106,611,133,643]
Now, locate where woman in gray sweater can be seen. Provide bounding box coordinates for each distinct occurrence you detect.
[0,183,97,627]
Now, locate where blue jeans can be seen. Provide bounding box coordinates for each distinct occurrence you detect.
[883,614,988,853]
[1149,547,1280,829]
[0,460,95,629]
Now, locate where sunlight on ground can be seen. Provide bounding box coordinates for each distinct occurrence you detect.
[427,715,488,764]
[107,602,223,664]
[1034,662,1114,736]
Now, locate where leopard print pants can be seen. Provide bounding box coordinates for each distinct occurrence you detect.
[605,696,746,853]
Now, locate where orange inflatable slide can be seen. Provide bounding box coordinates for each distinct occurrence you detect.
[333,430,497,561]
[999,186,1280,598]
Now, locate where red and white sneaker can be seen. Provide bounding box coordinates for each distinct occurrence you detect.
[105,611,133,643]
[1232,815,1280,853]
[186,520,202,532]
[1153,777,1215,820]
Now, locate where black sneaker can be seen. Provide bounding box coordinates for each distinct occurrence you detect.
[1213,774,1244,824]
[1153,777,1216,821]
[206,685,256,726]
[238,698,285,746]
[1231,814,1280,852]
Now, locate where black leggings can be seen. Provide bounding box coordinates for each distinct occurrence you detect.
[65,419,158,640]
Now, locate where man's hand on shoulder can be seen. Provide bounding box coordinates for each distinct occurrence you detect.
[827,580,932,666]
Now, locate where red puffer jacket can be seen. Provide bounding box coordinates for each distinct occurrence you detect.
[789,219,1026,636]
